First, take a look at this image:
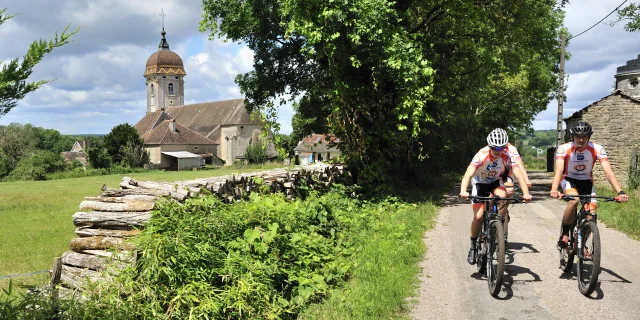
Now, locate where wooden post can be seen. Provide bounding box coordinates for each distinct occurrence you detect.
[556,33,566,148]
[50,257,62,316]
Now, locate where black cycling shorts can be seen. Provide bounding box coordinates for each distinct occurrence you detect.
[472,180,503,203]
[562,177,594,196]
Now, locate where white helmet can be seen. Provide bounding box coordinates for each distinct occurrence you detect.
[487,128,508,148]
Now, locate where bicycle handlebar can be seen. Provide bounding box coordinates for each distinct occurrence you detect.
[559,194,621,202]
[470,196,528,203]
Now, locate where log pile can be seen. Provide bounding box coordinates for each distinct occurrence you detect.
[52,164,348,291]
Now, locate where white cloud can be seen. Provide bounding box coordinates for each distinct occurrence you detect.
[535,0,640,130]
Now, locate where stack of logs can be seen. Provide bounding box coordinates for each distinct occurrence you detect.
[51,164,348,294]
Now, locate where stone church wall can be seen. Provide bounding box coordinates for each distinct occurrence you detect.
[220,125,262,165]
[565,94,640,187]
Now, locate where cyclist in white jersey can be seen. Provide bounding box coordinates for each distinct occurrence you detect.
[460,128,532,265]
[550,121,629,247]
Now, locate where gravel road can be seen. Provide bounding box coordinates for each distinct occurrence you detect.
[409,171,640,320]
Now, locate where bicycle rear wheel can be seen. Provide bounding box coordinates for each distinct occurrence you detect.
[577,221,601,296]
[487,221,505,297]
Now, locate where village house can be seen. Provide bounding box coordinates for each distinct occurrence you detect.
[564,54,640,186]
[294,134,341,165]
[134,28,275,170]
[60,140,88,168]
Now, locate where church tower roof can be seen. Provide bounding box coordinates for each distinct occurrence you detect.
[144,28,186,76]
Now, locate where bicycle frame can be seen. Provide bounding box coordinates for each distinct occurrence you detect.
[561,195,615,257]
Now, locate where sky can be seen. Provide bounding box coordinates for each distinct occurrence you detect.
[1,0,639,135]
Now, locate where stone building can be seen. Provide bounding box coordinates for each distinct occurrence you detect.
[294,134,341,165]
[564,54,640,186]
[135,28,275,168]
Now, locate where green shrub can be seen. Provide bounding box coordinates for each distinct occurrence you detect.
[86,146,112,169]
[6,150,65,181]
[245,143,268,164]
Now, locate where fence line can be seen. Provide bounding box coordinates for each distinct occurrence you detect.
[0,270,49,280]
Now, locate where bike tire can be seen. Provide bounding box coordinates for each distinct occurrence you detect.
[559,225,575,273]
[577,221,601,296]
[487,221,505,297]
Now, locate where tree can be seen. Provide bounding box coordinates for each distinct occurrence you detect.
[86,146,112,169]
[103,123,145,164]
[0,8,78,117]
[7,150,65,181]
[120,140,150,168]
[274,133,296,160]
[200,0,564,192]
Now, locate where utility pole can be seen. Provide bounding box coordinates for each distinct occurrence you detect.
[556,33,566,148]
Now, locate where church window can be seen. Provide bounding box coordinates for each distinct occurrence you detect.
[630,78,639,89]
[168,83,174,95]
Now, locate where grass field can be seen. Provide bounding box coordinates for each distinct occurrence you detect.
[0,163,286,290]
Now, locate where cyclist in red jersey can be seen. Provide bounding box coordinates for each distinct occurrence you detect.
[549,121,629,247]
[460,128,532,264]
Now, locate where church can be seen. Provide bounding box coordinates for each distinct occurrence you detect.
[134,28,275,168]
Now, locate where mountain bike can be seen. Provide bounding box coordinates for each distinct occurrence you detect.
[471,195,526,297]
[558,194,623,296]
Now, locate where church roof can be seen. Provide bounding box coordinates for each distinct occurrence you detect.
[166,98,262,143]
[134,111,172,137]
[141,120,218,145]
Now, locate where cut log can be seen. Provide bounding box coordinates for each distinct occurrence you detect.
[62,251,108,271]
[73,211,152,229]
[69,236,134,252]
[79,199,155,212]
[60,265,103,289]
[85,194,158,203]
[101,185,171,197]
[81,250,134,262]
[75,227,141,238]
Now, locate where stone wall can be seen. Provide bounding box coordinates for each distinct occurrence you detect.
[565,92,640,187]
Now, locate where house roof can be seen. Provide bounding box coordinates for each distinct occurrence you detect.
[141,120,218,145]
[70,141,84,152]
[61,152,87,166]
[166,99,262,143]
[564,90,640,121]
[161,151,202,159]
[294,134,340,153]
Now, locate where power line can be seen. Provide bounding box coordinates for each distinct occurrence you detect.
[569,0,629,40]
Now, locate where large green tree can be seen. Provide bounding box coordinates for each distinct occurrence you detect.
[103,123,147,166]
[200,0,564,191]
[0,8,78,117]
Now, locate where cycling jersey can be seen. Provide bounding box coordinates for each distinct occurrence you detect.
[501,143,521,179]
[470,146,518,185]
[555,141,609,181]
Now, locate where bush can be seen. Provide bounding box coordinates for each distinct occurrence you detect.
[6,150,65,181]
[244,143,268,164]
[86,146,112,169]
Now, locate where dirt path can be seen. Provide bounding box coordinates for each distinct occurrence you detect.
[409,171,640,320]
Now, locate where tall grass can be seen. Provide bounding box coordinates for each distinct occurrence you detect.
[594,186,640,239]
[0,163,285,291]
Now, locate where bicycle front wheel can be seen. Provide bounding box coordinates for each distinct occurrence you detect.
[487,220,505,297]
[577,221,601,296]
